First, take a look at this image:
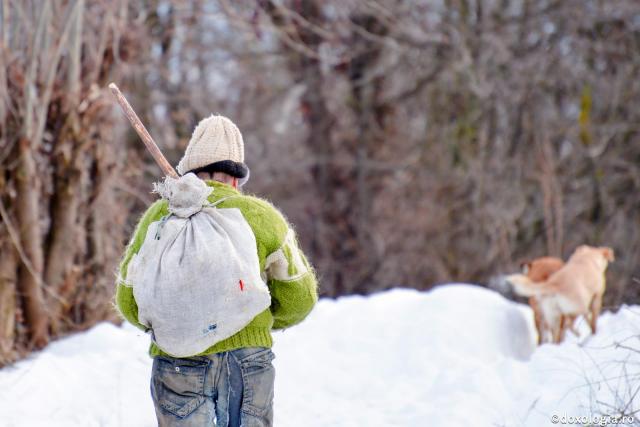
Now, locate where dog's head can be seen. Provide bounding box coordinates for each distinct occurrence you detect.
[573,245,615,265]
[599,246,615,262]
[520,256,564,282]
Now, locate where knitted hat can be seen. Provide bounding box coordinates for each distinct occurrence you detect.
[176,115,249,181]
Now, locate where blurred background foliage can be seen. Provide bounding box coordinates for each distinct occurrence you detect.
[0,0,639,364]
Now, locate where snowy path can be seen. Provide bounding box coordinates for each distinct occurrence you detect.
[1,284,639,427]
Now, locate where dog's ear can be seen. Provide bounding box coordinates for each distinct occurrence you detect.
[600,247,615,262]
[520,261,531,274]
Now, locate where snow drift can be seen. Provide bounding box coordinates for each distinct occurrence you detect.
[0,284,638,427]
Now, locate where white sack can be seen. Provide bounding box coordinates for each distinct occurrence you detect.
[126,174,271,357]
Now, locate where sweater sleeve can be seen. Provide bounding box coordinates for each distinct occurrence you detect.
[264,226,319,330]
[114,200,167,330]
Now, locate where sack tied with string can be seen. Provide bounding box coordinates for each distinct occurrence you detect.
[125,173,271,357]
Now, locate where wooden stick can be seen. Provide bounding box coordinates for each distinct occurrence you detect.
[108,83,179,178]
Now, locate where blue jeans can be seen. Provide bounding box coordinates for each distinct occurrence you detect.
[150,347,275,427]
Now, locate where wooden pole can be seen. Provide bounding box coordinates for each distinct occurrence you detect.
[108,83,179,178]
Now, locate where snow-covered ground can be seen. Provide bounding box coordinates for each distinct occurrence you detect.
[1,284,639,427]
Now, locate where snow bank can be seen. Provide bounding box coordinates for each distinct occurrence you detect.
[1,284,638,427]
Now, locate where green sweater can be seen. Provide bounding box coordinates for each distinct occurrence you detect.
[115,181,318,358]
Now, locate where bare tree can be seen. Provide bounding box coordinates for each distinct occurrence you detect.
[0,0,146,363]
[129,0,640,302]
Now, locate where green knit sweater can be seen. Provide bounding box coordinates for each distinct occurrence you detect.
[114,181,318,358]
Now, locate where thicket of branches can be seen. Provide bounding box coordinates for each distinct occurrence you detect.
[137,0,640,300]
[0,0,639,364]
[0,1,145,363]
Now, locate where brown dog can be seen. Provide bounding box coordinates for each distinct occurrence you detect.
[509,245,614,343]
[515,257,565,344]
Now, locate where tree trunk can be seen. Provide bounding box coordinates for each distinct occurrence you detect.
[15,138,49,348]
[269,2,389,296]
[0,238,18,364]
[44,143,81,334]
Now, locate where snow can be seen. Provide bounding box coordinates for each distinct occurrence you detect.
[1,284,639,427]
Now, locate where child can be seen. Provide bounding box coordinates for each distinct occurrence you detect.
[115,115,318,426]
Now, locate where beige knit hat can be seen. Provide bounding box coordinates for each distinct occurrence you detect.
[176,115,249,181]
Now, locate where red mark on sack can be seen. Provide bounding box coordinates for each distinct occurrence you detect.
[239,280,244,291]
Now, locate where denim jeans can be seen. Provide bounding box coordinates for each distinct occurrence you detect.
[150,347,275,427]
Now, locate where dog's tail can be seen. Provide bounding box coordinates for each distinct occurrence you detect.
[506,274,555,297]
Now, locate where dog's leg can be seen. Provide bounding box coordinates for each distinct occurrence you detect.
[538,321,549,345]
[558,315,566,342]
[559,315,578,342]
[559,315,571,343]
[586,295,595,331]
[552,316,563,344]
[590,293,603,334]
[537,312,550,345]
[542,321,551,344]
[568,315,579,335]
[530,297,543,345]
[539,319,551,345]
